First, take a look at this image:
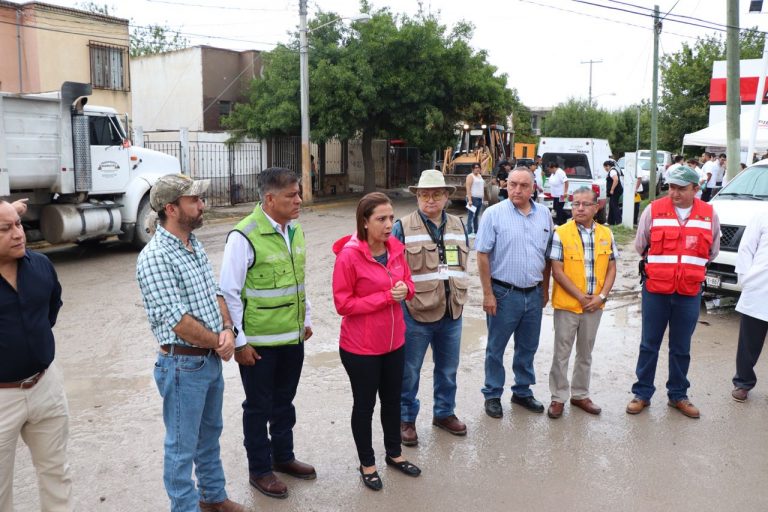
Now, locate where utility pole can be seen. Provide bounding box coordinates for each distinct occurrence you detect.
[650,5,660,200]
[581,59,602,105]
[726,0,741,183]
[298,0,313,203]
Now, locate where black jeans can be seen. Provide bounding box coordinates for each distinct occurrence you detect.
[733,313,768,390]
[553,197,568,225]
[340,346,404,467]
[608,193,622,225]
[701,188,713,202]
[239,343,304,476]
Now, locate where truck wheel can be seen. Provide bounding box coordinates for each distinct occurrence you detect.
[133,195,154,249]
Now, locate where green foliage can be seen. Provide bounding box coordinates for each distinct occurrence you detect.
[130,24,190,57]
[544,98,617,140]
[610,101,652,157]
[659,29,765,152]
[225,6,520,191]
[76,2,112,15]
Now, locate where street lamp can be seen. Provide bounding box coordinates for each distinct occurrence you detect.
[299,0,370,203]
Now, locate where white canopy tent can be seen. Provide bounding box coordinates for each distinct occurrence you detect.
[683,110,768,151]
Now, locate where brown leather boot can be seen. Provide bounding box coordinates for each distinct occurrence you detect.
[199,499,246,512]
[668,399,700,418]
[432,415,467,435]
[400,421,418,446]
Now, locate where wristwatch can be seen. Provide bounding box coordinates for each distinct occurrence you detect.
[598,293,607,303]
[223,324,239,337]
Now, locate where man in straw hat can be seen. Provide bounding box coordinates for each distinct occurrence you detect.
[627,165,720,419]
[392,170,470,446]
[136,174,244,512]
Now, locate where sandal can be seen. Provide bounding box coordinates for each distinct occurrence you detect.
[384,455,422,477]
[359,465,383,491]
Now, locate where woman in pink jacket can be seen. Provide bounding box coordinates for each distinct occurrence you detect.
[332,192,421,491]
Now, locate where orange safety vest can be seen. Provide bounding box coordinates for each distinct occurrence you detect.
[551,220,613,314]
[645,196,714,296]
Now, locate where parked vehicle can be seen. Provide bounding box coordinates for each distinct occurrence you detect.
[636,149,672,196]
[439,123,504,205]
[537,137,611,223]
[0,82,180,248]
[704,160,768,296]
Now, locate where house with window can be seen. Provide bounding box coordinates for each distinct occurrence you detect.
[0,1,131,114]
[130,45,261,132]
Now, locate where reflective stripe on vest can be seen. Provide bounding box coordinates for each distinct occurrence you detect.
[245,283,306,298]
[681,255,708,266]
[245,330,303,345]
[647,255,678,264]
[411,270,468,282]
[404,233,465,244]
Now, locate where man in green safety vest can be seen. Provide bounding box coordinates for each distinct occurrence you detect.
[219,167,315,499]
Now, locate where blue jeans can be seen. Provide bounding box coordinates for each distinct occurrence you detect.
[401,306,462,421]
[482,283,543,399]
[238,343,304,477]
[632,287,702,402]
[154,351,227,511]
[467,196,483,234]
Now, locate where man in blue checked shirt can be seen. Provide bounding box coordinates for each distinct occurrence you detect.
[136,174,244,512]
[476,168,552,419]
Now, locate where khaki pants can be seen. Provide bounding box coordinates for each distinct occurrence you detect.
[0,363,73,512]
[549,308,603,403]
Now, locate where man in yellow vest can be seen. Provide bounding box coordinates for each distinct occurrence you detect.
[219,168,315,499]
[546,186,617,419]
[392,170,470,446]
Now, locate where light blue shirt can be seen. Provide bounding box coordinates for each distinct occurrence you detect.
[475,199,553,287]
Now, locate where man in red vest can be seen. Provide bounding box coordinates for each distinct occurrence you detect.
[626,166,720,419]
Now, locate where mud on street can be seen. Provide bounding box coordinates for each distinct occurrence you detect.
[13,197,768,512]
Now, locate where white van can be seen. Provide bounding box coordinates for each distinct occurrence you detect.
[538,137,612,222]
[636,149,672,195]
[704,160,768,296]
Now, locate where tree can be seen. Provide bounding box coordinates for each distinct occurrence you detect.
[225,6,520,192]
[543,98,616,140]
[77,2,189,57]
[130,24,190,57]
[610,101,651,157]
[659,29,765,152]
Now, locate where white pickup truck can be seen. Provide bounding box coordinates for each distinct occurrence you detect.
[538,137,611,223]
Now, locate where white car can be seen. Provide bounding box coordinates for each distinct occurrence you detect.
[705,160,768,295]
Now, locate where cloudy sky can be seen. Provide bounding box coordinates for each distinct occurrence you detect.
[49,0,768,110]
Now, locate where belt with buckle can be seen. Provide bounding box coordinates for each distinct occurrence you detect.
[0,369,46,389]
[160,344,216,357]
[491,278,540,293]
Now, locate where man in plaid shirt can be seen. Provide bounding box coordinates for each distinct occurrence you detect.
[136,174,243,512]
[545,186,617,419]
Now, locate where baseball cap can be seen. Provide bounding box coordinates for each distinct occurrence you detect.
[149,174,210,212]
[665,165,700,187]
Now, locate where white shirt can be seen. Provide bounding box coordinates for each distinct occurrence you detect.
[549,168,568,196]
[534,167,543,191]
[219,207,312,348]
[736,212,768,322]
[703,160,718,188]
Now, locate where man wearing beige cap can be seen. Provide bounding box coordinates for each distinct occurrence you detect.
[627,165,720,419]
[392,170,470,445]
[136,174,244,512]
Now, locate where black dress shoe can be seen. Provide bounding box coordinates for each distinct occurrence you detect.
[511,394,544,413]
[484,398,503,418]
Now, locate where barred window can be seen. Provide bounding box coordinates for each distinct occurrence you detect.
[89,42,129,91]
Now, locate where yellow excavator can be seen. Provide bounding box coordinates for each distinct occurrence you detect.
[440,123,509,205]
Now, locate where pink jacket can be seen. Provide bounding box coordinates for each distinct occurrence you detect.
[332,233,415,355]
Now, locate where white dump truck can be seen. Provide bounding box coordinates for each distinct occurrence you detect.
[0,82,180,248]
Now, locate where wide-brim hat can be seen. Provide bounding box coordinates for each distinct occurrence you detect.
[407,169,456,194]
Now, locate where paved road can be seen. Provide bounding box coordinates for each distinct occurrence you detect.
[12,198,768,512]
